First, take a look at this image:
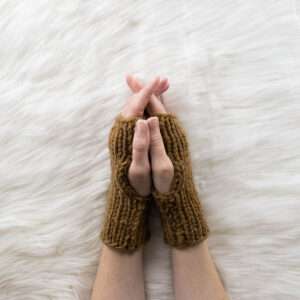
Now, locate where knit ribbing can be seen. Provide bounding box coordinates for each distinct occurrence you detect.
[152,113,210,248]
[100,114,150,251]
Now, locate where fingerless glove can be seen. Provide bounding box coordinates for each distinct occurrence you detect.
[152,113,210,248]
[100,115,150,251]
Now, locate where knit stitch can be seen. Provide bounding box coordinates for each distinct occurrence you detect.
[100,114,150,251]
[152,113,210,248]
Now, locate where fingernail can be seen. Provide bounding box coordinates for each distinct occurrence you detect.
[136,120,146,134]
[136,120,142,132]
[148,117,159,130]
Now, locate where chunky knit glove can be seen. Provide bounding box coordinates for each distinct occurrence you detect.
[100,115,150,251]
[152,113,210,248]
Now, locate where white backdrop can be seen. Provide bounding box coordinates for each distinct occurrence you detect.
[0,1,299,299]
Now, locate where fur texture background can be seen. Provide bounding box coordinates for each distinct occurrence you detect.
[0,1,299,299]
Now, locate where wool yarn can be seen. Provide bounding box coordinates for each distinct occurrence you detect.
[152,113,210,248]
[100,114,151,251]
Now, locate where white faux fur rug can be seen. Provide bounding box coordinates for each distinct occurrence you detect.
[0,1,299,299]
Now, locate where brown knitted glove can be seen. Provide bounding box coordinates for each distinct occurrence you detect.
[100,115,150,251]
[152,113,210,248]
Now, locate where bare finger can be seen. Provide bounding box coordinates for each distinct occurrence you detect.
[147,95,167,115]
[126,74,142,93]
[134,77,160,112]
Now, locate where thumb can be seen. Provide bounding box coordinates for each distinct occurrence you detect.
[132,119,150,165]
[147,117,166,158]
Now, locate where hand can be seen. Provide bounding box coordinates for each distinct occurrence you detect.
[126,74,168,115]
[122,76,164,118]
[125,75,170,196]
[126,76,174,195]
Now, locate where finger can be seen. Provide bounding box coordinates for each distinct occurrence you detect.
[160,93,165,105]
[127,75,169,96]
[154,78,169,95]
[161,81,169,93]
[147,116,166,158]
[132,119,150,164]
[126,74,142,93]
[147,95,167,115]
[135,77,160,112]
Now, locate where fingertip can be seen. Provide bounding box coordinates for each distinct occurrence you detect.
[159,77,168,85]
[136,118,146,129]
[153,76,161,87]
[126,73,133,83]
[135,75,141,83]
[147,116,159,130]
[126,74,134,90]
[160,78,168,85]
[157,78,169,94]
[148,116,159,122]
[136,119,148,135]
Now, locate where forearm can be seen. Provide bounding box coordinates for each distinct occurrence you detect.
[172,241,228,300]
[91,245,145,300]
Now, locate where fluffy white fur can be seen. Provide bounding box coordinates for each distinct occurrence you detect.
[0,1,299,299]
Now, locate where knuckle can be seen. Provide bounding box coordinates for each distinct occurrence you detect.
[129,164,150,180]
[156,160,174,177]
[133,140,147,152]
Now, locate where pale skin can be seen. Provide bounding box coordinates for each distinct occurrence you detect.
[91,76,229,300]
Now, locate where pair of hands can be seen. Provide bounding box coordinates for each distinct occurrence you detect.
[122,75,174,196]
